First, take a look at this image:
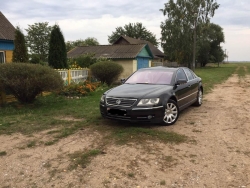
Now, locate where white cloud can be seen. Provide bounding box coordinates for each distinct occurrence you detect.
[2,0,250,61]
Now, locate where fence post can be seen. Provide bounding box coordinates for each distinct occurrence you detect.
[68,69,71,85]
[0,86,6,105]
[88,69,91,82]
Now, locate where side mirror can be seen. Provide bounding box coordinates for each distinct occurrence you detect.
[176,79,187,86]
[120,78,126,84]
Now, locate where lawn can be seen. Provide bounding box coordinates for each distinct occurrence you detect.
[0,63,249,145]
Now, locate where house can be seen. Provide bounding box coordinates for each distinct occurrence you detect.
[67,44,154,79]
[113,35,166,62]
[0,11,15,63]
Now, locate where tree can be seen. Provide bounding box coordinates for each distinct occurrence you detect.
[48,25,68,69]
[197,23,225,67]
[66,37,99,52]
[160,0,220,68]
[108,23,159,46]
[68,54,97,68]
[12,27,28,62]
[25,22,52,62]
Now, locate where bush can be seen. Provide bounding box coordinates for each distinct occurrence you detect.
[0,63,63,103]
[68,54,97,68]
[90,61,123,86]
[29,54,40,64]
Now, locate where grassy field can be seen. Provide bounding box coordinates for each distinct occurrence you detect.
[0,63,249,147]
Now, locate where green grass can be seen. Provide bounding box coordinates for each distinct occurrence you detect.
[234,63,250,77]
[68,149,102,170]
[0,63,249,148]
[0,88,105,135]
[195,63,250,94]
[160,180,166,185]
[0,151,7,156]
[128,172,135,178]
[110,127,187,145]
[1,63,249,171]
[27,140,36,148]
[195,63,237,94]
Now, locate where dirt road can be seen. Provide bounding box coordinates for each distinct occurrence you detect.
[1,72,250,188]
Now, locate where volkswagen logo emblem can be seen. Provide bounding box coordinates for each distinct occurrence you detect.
[116,99,121,105]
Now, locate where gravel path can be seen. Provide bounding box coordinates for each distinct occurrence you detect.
[1,72,250,188]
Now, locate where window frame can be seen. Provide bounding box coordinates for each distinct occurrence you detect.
[0,51,5,63]
[175,68,188,82]
[183,68,195,81]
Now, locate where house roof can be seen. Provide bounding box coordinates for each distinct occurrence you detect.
[0,11,15,41]
[67,44,153,59]
[113,35,166,59]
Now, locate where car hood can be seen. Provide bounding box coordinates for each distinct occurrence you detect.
[105,84,173,98]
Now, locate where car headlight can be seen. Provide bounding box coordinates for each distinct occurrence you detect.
[137,98,159,106]
[100,95,105,103]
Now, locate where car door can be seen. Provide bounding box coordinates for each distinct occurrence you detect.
[183,68,199,103]
[174,68,190,109]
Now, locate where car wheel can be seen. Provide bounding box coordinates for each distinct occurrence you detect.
[162,99,179,125]
[194,89,203,106]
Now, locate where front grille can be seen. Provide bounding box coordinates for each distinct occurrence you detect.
[106,97,137,107]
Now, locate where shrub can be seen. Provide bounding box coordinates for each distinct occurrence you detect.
[90,61,123,86]
[59,81,100,97]
[29,54,43,64]
[0,63,63,103]
[68,54,97,68]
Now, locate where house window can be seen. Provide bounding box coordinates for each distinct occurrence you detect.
[0,51,5,63]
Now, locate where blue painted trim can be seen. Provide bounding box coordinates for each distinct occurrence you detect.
[135,44,153,59]
[0,39,14,50]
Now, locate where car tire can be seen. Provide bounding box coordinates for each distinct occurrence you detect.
[193,88,203,106]
[162,99,179,125]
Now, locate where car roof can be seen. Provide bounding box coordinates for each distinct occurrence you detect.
[138,66,179,72]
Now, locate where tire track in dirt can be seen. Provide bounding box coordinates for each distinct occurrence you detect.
[163,73,250,187]
[0,73,250,188]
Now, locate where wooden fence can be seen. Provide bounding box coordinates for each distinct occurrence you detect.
[0,68,90,105]
[56,68,89,85]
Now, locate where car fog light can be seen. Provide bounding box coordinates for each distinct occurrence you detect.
[148,115,153,119]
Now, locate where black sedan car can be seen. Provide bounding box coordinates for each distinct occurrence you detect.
[100,66,203,125]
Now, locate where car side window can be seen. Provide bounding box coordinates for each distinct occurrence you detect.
[176,69,187,81]
[184,68,195,81]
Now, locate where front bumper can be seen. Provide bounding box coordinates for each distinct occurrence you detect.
[100,103,164,123]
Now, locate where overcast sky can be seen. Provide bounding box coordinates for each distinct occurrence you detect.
[2,0,250,61]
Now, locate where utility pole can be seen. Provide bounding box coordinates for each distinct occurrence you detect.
[192,13,198,71]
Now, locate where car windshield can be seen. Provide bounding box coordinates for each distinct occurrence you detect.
[125,70,174,85]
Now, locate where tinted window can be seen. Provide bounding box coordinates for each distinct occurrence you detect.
[184,68,195,81]
[176,69,187,81]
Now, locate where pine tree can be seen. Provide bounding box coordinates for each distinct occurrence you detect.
[12,26,28,62]
[48,25,68,69]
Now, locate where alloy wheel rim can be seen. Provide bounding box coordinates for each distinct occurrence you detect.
[163,103,178,124]
[198,90,203,104]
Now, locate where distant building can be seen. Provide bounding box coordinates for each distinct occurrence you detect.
[0,11,15,63]
[113,35,166,62]
[67,44,154,79]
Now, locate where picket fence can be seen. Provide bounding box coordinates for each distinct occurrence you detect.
[0,68,90,104]
[56,68,89,85]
